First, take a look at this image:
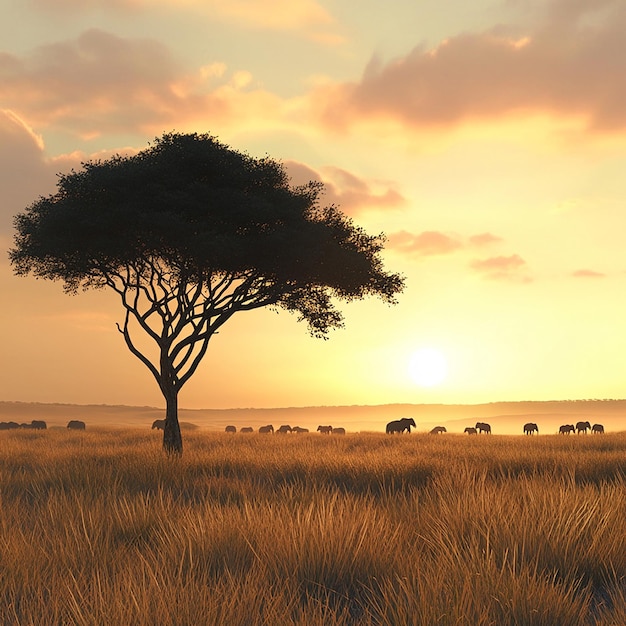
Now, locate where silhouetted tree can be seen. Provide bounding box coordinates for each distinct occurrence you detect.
[10,132,404,455]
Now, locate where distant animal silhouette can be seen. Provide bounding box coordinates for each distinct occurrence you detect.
[259,425,274,434]
[317,425,332,434]
[19,420,47,430]
[559,424,575,434]
[592,423,604,434]
[523,422,538,435]
[277,425,292,434]
[152,419,165,431]
[225,425,237,433]
[240,427,254,433]
[430,426,447,435]
[0,422,20,430]
[67,420,86,430]
[576,421,591,434]
[464,427,477,435]
[292,426,309,433]
[386,417,416,434]
[332,427,346,435]
[475,422,491,434]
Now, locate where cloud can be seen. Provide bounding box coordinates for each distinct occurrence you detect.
[0,29,302,142]
[285,161,405,215]
[387,229,502,257]
[572,269,606,278]
[313,1,626,133]
[469,232,503,247]
[470,254,532,282]
[388,230,463,256]
[0,110,54,235]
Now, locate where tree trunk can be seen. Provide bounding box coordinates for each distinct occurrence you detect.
[162,389,183,455]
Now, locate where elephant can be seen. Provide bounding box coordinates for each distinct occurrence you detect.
[292,426,309,433]
[331,427,346,435]
[277,425,292,434]
[317,425,332,434]
[30,420,47,430]
[430,426,447,435]
[576,421,591,434]
[559,424,575,434]
[0,422,20,430]
[464,427,477,435]
[240,427,254,433]
[259,425,274,434]
[67,420,86,430]
[523,422,538,435]
[386,417,416,434]
[225,425,237,433]
[475,422,491,434]
[151,419,165,431]
[592,423,605,434]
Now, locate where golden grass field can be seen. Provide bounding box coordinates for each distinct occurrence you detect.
[0,428,625,625]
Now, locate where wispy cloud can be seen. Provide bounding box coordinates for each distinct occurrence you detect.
[285,161,405,215]
[388,230,463,256]
[313,0,626,134]
[572,269,606,278]
[0,29,290,139]
[387,230,502,257]
[470,254,531,282]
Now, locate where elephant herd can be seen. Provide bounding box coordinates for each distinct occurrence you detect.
[0,420,86,430]
[148,417,609,436]
[0,420,48,430]
[214,424,347,434]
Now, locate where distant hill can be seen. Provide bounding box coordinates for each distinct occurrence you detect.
[0,399,625,434]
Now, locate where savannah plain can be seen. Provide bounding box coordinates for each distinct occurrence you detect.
[0,401,625,625]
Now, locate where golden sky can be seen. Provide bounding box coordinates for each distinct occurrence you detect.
[1,0,626,410]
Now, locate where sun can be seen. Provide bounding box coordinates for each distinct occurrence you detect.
[408,348,448,387]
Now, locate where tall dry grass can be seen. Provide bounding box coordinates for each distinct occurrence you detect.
[0,428,624,624]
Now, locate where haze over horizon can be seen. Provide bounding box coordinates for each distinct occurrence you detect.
[2,1,626,410]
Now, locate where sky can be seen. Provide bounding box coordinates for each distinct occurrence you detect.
[1,0,626,411]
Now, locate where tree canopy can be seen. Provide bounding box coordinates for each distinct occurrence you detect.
[10,132,404,453]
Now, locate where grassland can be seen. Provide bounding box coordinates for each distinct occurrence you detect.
[0,429,625,625]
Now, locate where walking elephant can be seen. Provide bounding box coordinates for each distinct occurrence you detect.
[332,427,346,435]
[240,427,254,433]
[430,426,447,435]
[576,421,591,434]
[523,423,538,435]
[559,424,575,434]
[464,427,477,435]
[259,425,274,434]
[292,426,309,433]
[475,422,491,434]
[592,423,604,434]
[386,418,416,434]
[151,419,165,431]
[67,420,86,430]
[277,425,292,434]
[317,425,332,434]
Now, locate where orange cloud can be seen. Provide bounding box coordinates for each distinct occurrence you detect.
[388,230,463,256]
[572,269,606,278]
[285,161,405,215]
[387,230,503,257]
[313,2,626,133]
[470,254,531,282]
[469,232,503,247]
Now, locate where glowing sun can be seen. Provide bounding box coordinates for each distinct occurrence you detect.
[408,348,448,387]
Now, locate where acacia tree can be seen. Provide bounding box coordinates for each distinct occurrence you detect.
[10,132,404,454]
